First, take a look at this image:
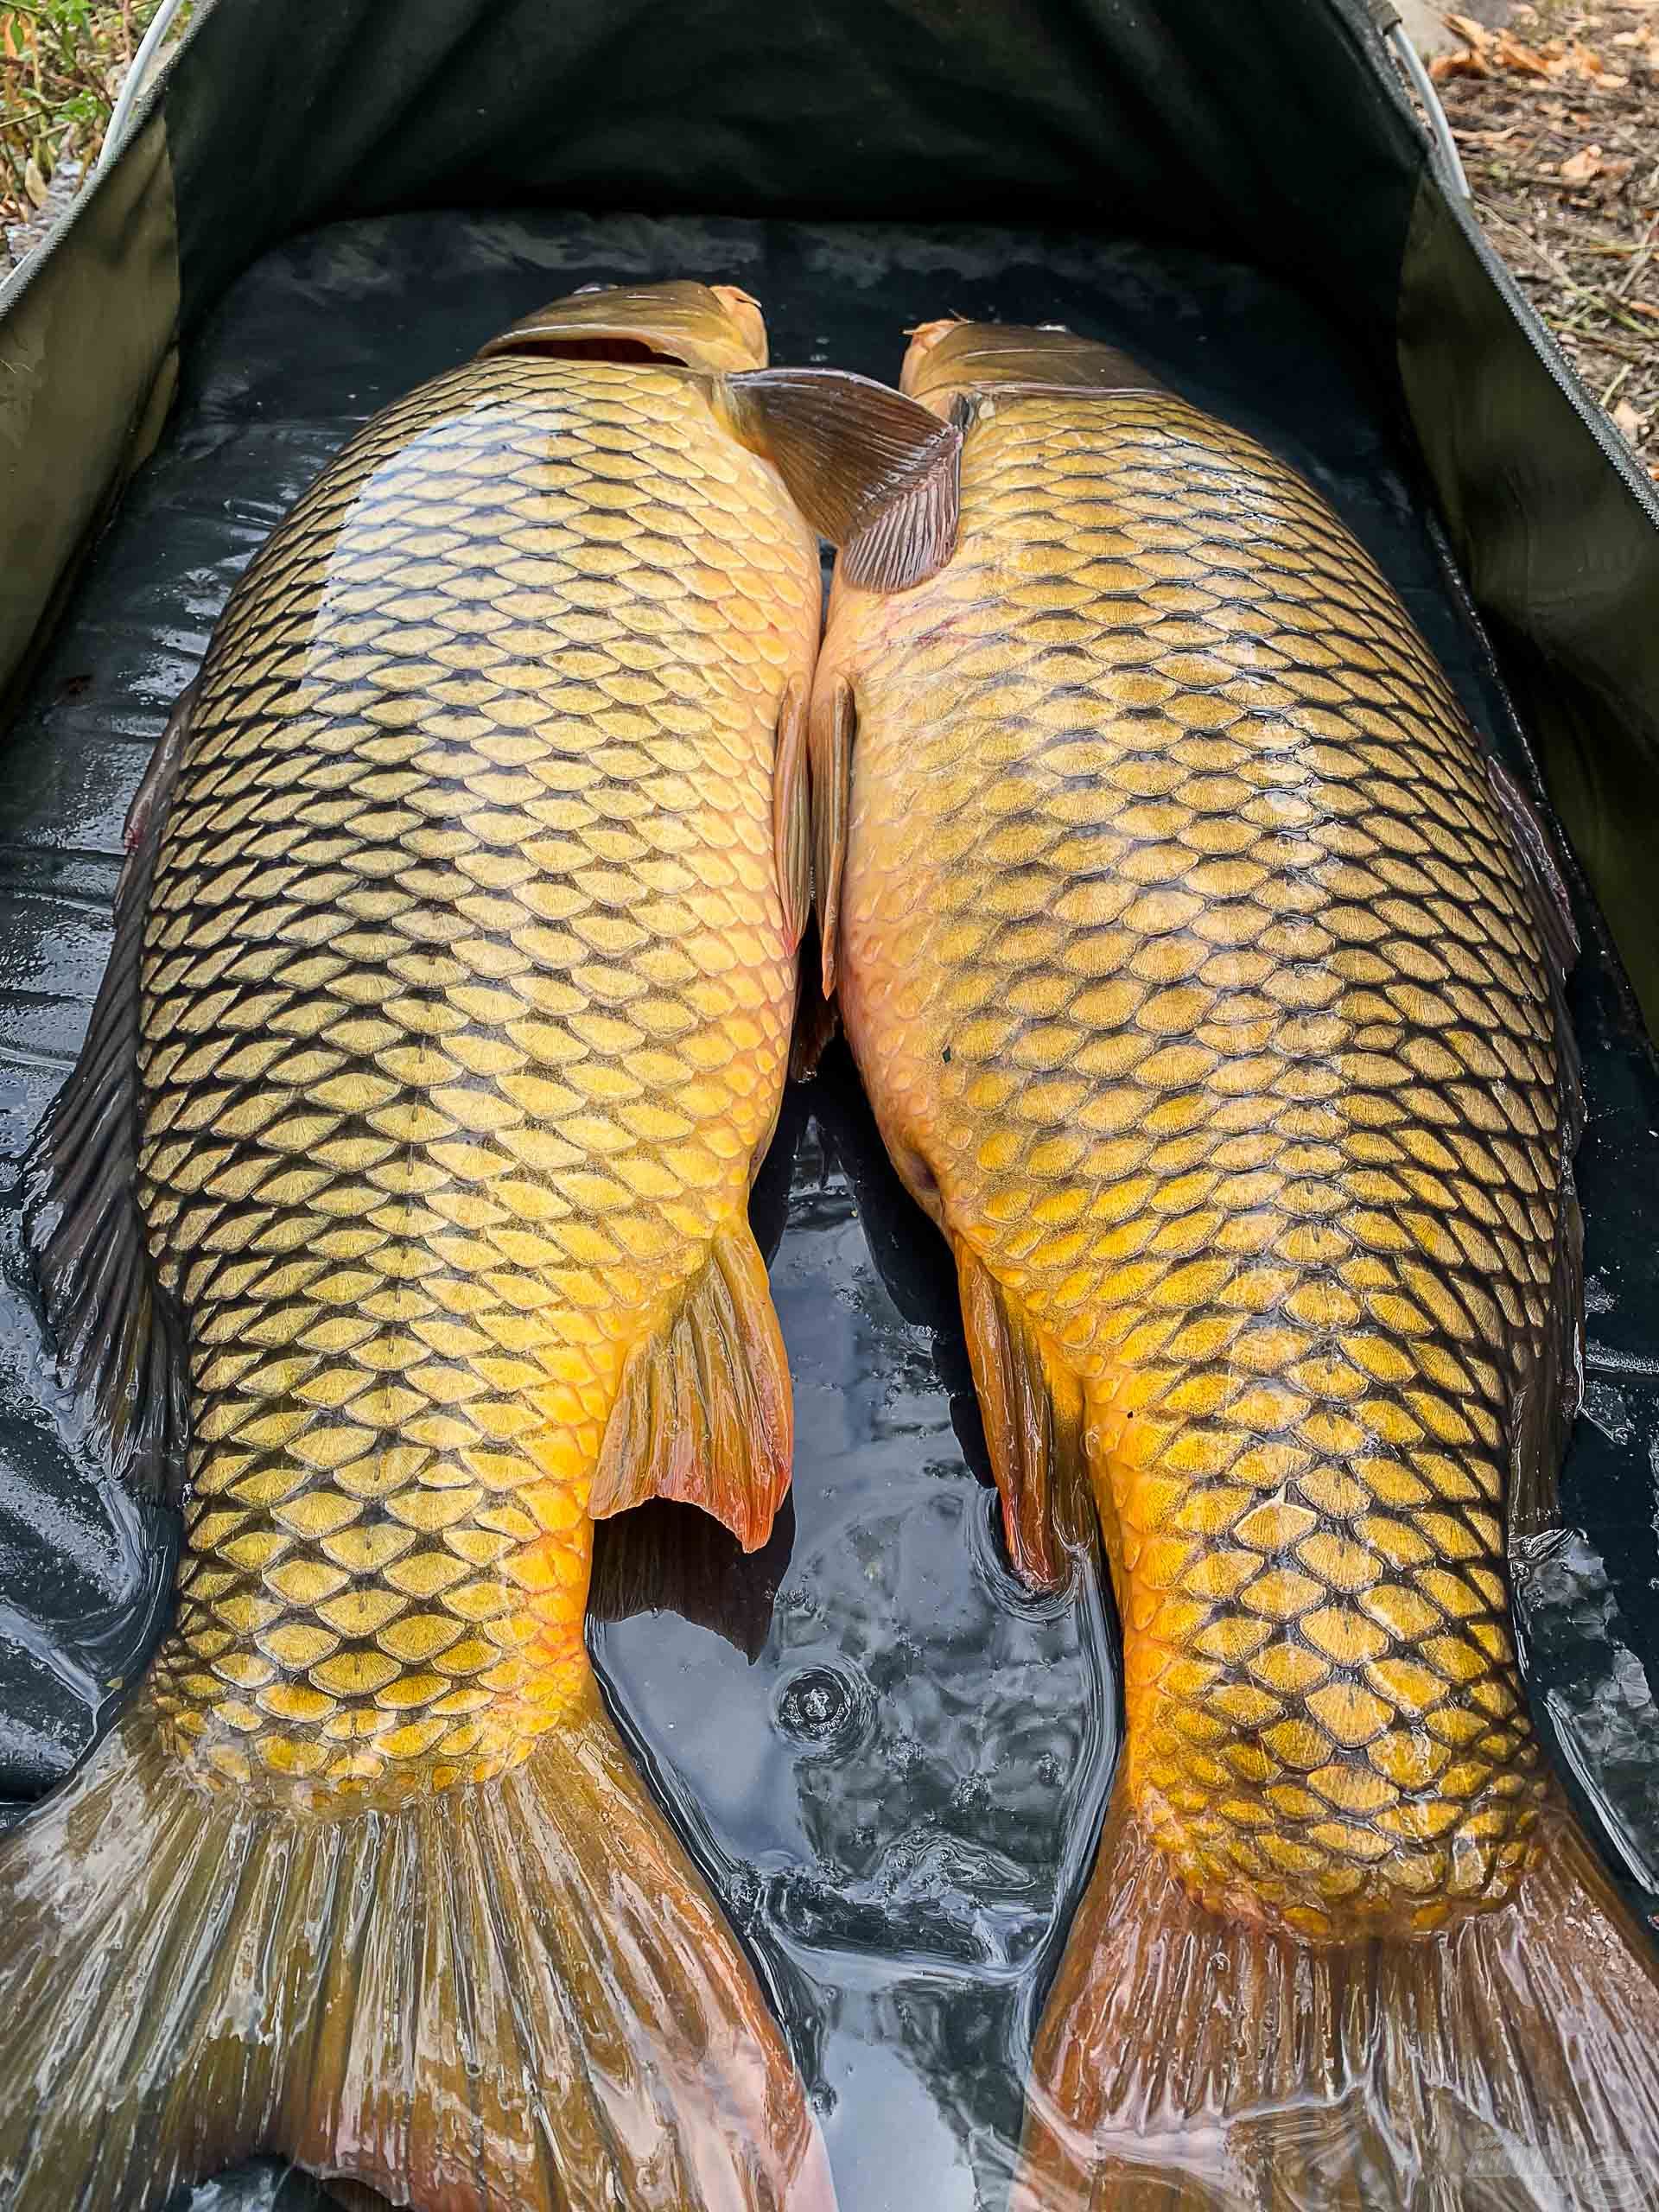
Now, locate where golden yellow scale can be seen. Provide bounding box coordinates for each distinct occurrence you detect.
[812,319,1659,2210]
[140,340,816,1793]
[0,282,960,2212]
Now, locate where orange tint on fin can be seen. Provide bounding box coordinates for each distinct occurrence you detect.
[773,674,811,956]
[809,676,855,1000]
[956,1243,1090,1592]
[1016,1786,1659,2212]
[591,1217,791,1551]
[721,368,961,588]
[0,1686,835,2211]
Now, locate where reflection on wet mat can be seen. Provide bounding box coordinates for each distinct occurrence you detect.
[0,208,1656,2209]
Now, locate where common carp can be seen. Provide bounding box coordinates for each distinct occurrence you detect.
[0,280,958,2212]
[810,317,1659,2209]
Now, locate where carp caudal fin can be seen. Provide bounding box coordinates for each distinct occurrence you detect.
[721,369,961,591]
[589,1215,792,1551]
[0,1683,834,2211]
[1014,1786,1659,2212]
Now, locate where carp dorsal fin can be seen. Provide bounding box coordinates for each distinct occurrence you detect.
[721,368,962,591]
[956,1243,1092,1593]
[590,1216,791,1552]
[772,674,810,957]
[1484,753,1586,1536]
[808,674,855,1000]
[23,689,194,1506]
[1487,753,1580,980]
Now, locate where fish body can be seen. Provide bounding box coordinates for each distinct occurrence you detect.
[814,320,1659,2206]
[143,340,815,1796]
[1,282,959,2212]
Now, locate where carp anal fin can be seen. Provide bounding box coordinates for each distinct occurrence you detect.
[809,675,855,1001]
[956,1243,1090,1593]
[1015,1786,1659,2212]
[22,690,194,1505]
[723,367,962,590]
[591,1217,791,1552]
[773,675,810,956]
[1484,754,1586,1535]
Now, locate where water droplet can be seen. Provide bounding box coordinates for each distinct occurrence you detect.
[772,1662,871,1753]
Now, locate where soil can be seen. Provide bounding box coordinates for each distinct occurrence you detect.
[1429,0,1659,474]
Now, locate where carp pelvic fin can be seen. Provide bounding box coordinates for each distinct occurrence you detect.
[1016,1787,1659,2212]
[956,1243,1090,1593]
[22,690,194,1505]
[774,674,811,956]
[722,368,961,589]
[0,1686,833,2211]
[809,676,855,1001]
[591,1216,792,1550]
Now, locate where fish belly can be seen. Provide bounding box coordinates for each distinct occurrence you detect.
[137,357,819,1796]
[836,394,1568,1939]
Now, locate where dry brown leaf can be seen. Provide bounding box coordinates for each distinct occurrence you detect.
[1431,48,1488,79]
[1613,398,1645,439]
[1560,143,1606,182]
[1495,36,1559,76]
[1446,10,1491,45]
[1630,299,1659,319]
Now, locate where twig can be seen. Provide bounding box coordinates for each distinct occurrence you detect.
[1480,199,1592,290]
[1614,213,1659,298]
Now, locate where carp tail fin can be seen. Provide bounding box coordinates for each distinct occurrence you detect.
[0,1684,833,2210]
[590,1215,792,1550]
[1015,1788,1659,2211]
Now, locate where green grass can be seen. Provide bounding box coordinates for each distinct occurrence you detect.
[1,0,189,232]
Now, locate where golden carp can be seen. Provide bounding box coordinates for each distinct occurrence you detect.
[0,280,959,2212]
[811,316,1659,2209]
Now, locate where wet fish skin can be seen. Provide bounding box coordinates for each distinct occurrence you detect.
[3,282,919,2212]
[819,332,1567,1939]
[816,320,1659,2212]
[138,346,817,1793]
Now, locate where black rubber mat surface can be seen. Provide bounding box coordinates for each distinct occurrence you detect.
[2,209,1656,2210]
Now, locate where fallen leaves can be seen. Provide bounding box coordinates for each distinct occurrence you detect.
[1432,15,1630,85]
[1435,1,1659,462]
